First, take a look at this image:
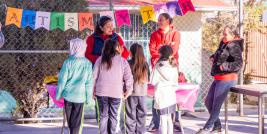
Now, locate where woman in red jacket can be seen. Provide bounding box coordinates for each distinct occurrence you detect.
[85,16,129,64]
[148,13,181,132]
[149,13,180,68]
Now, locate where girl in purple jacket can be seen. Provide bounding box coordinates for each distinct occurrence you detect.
[93,39,133,134]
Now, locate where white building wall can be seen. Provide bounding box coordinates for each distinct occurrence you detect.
[173,12,202,84]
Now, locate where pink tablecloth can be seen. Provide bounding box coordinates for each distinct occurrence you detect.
[147,83,199,112]
[45,85,64,108]
[46,83,199,111]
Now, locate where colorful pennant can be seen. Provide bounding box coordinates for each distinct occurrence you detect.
[35,11,51,30]
[178,0,196,15]
[115,10,131,27]
[50,12,65,31]
[79,13,94,31]
[65,13,78,31]
[154,4,168,19]
[5,7,23,28]
[166,1,183,17]
[140,6,156,24]
[4,0,195,31]
[21,10,36,29]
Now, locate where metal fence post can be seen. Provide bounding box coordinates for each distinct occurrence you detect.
[238,0,244,117]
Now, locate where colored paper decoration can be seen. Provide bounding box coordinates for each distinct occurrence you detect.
[79,13,94,31]
[4,0,195,30]
[115,10,131,27]
[140,6,156,24]
[65,13,78,31]
[5,7,23,28]
[21,10,36,29]
[50,12,65,31]
[35,11,51,30]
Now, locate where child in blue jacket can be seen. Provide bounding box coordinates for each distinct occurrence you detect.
[56,38,93,134]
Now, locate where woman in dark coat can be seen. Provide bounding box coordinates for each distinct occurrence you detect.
[196,25,243,134]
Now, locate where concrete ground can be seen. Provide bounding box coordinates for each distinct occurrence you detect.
[0,106,266,134]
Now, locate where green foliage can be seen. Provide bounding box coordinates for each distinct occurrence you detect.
[244,4,267,34]
[202,12,238,52]
[202,4,267,52]
[202,3,267,86]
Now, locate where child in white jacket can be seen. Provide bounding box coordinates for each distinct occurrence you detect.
[151,45,178,134]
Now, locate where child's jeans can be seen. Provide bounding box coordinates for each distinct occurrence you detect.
[125,96,146,134]
[97,96,122,134]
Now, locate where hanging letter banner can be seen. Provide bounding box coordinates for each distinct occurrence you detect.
[5,7,23,28]
[114,10,131,27]
[65,13,78,31]
[178,0,195,15]
[50,12,65,31]
[100,11,116,28]
[21,10,36,29]
[3,0,196,31]
[79,13,94,31]
[35,11,51,30]
[140,6,156,24]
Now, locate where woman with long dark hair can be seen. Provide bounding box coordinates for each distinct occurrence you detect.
[93,39,133,134]
[196,25,243,134]
[85,16,129,64]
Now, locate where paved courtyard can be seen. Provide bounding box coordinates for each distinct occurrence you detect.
[0,106,266,134]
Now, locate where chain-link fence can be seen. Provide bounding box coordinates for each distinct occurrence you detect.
[0,0,213,119]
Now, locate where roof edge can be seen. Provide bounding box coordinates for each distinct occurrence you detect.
[86,5,238,12]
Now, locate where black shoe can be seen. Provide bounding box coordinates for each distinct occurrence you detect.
[211,128,223,134]
[173,121,182,132]
[174,125,182,132]
[147,126,158,132]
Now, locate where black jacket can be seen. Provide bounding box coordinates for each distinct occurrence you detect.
[210,39,244,76]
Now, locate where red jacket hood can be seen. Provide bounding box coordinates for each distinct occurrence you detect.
[155,26,177,35]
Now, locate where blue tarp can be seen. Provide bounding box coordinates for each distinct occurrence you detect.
[0,90,17,113]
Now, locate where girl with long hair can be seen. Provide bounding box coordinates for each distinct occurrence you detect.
[125,43,150,134]
[93,39,133,134]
